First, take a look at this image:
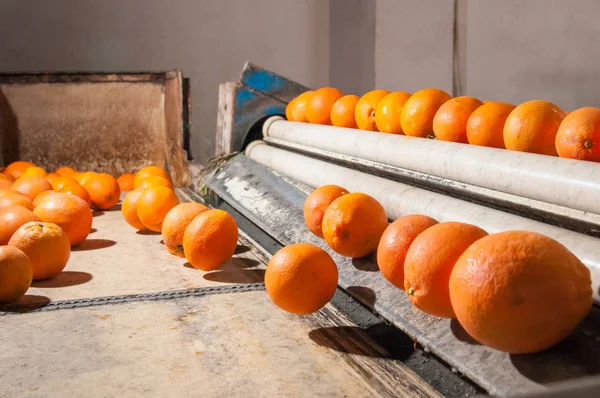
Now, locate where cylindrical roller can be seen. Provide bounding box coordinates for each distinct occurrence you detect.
[246,141,600,302]
[262,117,600,215]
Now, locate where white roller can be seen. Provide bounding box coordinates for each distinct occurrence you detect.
[246,141,600,302]
[262,117,600,215]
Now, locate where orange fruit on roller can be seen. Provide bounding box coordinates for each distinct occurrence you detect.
[21,166,47,178]
[183,209,238,271]
[6,161,35,180]
[285,97,297,121]
[11,176,52,201]
[376,214,439,290]
[466,102,516,149]
[137,186,180,232]
[56,166,77,177]
[0,192,34,210]
[83,173,121,210]
[133,165,171,189]
[555,107,600,162]
[265,243,338,315]
[162,202,209,257]
[0,246,33,303]
[355,90,390,131]
[303,185,348,238]
[306,87,344,125]
[400,88,452,138]
[503,100,566,156]
[450,231,593,354]
[288,91,315,123]
[121,189,146,230]
[322,192,388,258]
[34,193,93,246]
[404,221,488,318]
[375,92,412,134]
[330,94,360,128]
[137,175,173,190]
[117,173,135,192]
[433,96,484,143]
[0,205,41,245]
[8,221,71,280]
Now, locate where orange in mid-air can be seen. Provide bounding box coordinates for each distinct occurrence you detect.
[133,165,172,189]
[121,189,147,230]
[503,100,566,156]
[183,209,238,271]
[33,193,93,246]
[555,107,600,162]
[433,96,484,143]
[375,92,412,134]
[21,166,47,178]
[450,231,593,354]
[265,243,338,315]
[466,101,516,149]
[83,173,121,210]
[162,202,209,257]
[400,88,452,138]
[136,186,180,232]
[404,221,488,318]
[306,87,344,125]
[355,90,390,131]
[376,214,439,290]
[0,192,34,210]
[8,221,71,280]
[322,192,388,258]
[6,161,36,180]
[330,94,360,128]
[287,91,315,123]
[0,205,41,245]
[0,246,33,303]
[117,173,135,192]
[11,176,53,201]
[303,185,348,238]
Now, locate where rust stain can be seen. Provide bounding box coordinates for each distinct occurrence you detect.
[195,351,203,355]
[99,315,111,320]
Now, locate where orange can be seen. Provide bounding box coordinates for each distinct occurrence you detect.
[74,171,96,186]
[303,185,348,238]
[504,100,566,156]
[6,161,35,180]
[376,215,439,290]
[433,96,484,143]
[555,107,600,162]
[400,88,452,138]
[137,175,173,190]
[34,193,93,246]
[322,192,388,258]
[32,191,59,208]
[83,173,121,210]
[133,165,171,189]
[183,209,238,271]
[306,87,344,125]
[285,97,297,121]
[45,173,60,185]
[355,90,390,131]
[404,222,488,318]
[56,166,77,177]
[0,179,11,190]
[21,166,47,178]
[0,192,34,210]
[162,202,209,257]
[330,95,359,128]
[8,221,71,280]
[51,175,77,191]
[137,186,180,232]
[288,91,315,123]
[0,169,15,183]
[121,189,147,230]
[265,243,338,314]
[117,173,135,192]
[466,102,516,148]
[55,182,92,207]
[0,189,18,198]
[0,205,41,245]
[0,246,33,303]
[11,176,52,201]
[450,231,593,354]
[375,92,412,134]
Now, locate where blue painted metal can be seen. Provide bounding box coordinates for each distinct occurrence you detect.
[240,62,310,103]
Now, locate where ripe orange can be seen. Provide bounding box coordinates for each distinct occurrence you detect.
[56,166,77,177]
[0,192,34,210]
[355,90,390,131]
[400,88,452,138]
[303,185,348,238]
[555,107,600,162]
[433,96,484,143]
[322,193,388,258]
[45,173,60,185]
[33,193,93,246]
[133,165,171,189]
[137,175,173,190]
[55,182,92,207]
[117,173,135,192]
[8,221,71,280]
[33,191,59,208]
[330,95,359,128]
[375,92,412,134]
[0,246,33,303]
[466,102,516,148]
[50,175,77,191]
[21,166,47,178]
[504,100,566,156]
[288,91,315,123]
[11,176,53,201]
[83,173,121,210]
[285,97,297,121]
[137,186,180,232]
[306,87,344,125]
[0,179,11,190]
[265,243,338,314]
[162,202,209,257]
[376,215,439,290]
[0,205,41,245]
[6,161,36,180]
[0,170,15,183]
[450,231,593,354]
[74,171,96,186]
[121,189,146,230]
[183,209,238,271]
[404,222,488,318]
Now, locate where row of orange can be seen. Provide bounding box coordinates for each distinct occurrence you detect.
[286,87,599,162]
